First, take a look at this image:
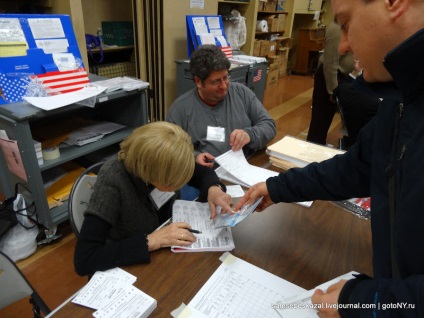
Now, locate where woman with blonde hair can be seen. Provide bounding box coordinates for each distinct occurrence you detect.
[74,122,232,276]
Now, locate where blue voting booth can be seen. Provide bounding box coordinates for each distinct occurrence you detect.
[0,14,89,105]
[186,15,232,58]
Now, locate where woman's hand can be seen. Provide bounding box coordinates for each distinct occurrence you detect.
[207,185,234,219]
[147,222,196,251]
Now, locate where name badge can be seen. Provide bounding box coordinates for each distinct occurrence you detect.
[149,188,175,210]
[206,126,225,142]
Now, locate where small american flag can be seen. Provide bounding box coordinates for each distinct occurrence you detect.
[253,68,262,83]
[33,68,90,94]
[0,68,90,104]
[220,46,233,58]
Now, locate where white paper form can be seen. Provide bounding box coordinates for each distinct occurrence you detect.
[206,16,221,29]
[23,86,106,110]
[215,150,313,208]
[215,150,279,187]
[177,252,305,318]
[93,284,157,318]
[273,271,358,318]
[192,17,208,35]
[72,268,137,309]
[225,185,245,198]
[171,200,235,252]
[27,18,65,39]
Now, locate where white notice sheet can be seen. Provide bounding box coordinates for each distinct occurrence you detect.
[176,252,305,318]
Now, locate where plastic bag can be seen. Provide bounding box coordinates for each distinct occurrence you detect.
[0,194,38,262]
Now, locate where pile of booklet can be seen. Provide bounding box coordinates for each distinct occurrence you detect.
[266,136,371,219]
[266,135,345,169]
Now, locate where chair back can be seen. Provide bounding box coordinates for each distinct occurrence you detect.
[68,162,104,237]
[0,251,50,316]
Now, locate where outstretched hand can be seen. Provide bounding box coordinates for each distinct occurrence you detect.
[234,182,274,212]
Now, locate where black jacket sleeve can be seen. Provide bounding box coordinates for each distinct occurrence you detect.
[74,214,150,276]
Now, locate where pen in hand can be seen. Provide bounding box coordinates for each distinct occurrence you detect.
[185,228,202,234]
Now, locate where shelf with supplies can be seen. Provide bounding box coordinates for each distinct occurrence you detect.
[0,74,149,230]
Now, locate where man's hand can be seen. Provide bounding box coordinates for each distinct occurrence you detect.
[230,129,251,151]
[311,280,347,318]
[196,152,215,168]
[207,185,234,219]
[234,182,274,212]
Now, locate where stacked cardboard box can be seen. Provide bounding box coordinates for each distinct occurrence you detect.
[266,63,280,88]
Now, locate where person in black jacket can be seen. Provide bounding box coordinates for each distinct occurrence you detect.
[236,0,424,316]
[74,122,233,276]
[334,74,400,149]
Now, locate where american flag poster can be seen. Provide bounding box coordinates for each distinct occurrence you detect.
[253,68,262,83]
[220,46,233,58]
[0,68,89,104]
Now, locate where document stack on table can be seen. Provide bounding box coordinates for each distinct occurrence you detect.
[266,135,345,170]
[72,267,157,318]
[266,136,371,220]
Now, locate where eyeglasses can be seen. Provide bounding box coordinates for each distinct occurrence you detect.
[207,75,231,87]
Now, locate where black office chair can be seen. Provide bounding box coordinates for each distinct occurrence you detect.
[68,162,104,237]
[0,250,51,317]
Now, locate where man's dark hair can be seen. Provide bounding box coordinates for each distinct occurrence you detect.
[189,45,231,80]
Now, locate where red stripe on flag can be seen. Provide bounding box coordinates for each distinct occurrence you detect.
[32,68,90,95]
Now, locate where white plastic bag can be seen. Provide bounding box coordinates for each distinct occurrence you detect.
[0,194,38,262]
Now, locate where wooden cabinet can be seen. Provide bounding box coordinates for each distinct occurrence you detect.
[293,27,325,74]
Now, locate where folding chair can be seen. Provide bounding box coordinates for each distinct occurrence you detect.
[68,162,104,237]
[0,250,51,317]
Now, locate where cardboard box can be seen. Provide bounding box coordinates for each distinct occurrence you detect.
[267,54,284,65]
[259,40,270,57]
[268,41,278,55]
[266,16,279,32]
[279,37,293,49]
[265,0,278,11]
[279,56,288,78]
[253,40,261,56]
[266,63,280,88]
[278,14,287,31]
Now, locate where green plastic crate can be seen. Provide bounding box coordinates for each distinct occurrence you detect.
[101,21,134,46]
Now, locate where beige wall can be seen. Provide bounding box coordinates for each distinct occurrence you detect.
[163,0,218,112]
[81,0,133,35]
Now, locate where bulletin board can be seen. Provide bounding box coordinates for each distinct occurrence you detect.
[186,15,232,58]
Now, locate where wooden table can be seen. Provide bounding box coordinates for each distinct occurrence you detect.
[51,199,372,317]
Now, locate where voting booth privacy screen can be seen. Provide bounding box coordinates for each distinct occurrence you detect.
[186,15,232,58]
[0,14,89,105]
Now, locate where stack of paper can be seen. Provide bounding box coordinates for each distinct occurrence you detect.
[171,200,235,252]
[266,136,345,169]
[267,136,371,219]
[72,267,157,318]
[91,76,149,93]
[64,120,126,146]
[215,150,279,188]
[215,150,313,208]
